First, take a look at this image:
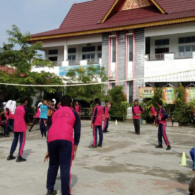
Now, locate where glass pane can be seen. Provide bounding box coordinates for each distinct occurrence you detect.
[192,45,195,51]
[185,37,191,43]
[179,38,184,44]
[179,46,185,52]
[91,54,95,58]
[129,36,133,61]
[82,55,86,59]
[112,37,116,63]
[186,46,191,52]
[72,55,76,60]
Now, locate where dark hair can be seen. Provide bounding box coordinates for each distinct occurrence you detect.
[47,99,51,102]
[20,97,28,104]
[134,100,138,103]
[105,100,108,103]
[61,95,72,107]
[158,100,163,106]
[95,98,100,105]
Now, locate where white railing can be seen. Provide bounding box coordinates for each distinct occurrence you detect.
[147,54,164,61]
[174,52,193,59]
[68,58,101,66]
[52,61,62,66]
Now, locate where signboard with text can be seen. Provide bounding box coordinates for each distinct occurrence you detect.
[139,87,154,98]
[59,65,100,76]
[162,87,175,104]
[185,87,195,103]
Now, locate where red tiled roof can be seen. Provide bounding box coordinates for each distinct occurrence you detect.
[59,0,115,29]
[0,66,16,74]
[31,0,195,39]
[155,0,195,13]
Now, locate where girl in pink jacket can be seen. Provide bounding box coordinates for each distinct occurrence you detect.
[7,97,32,162]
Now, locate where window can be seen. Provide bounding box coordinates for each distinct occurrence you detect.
[82,46,95,52]
[68,48,76,53]
[179,45,195,52]
[68,55,76,60]
[97,53,102,58]
[82,53,95,59]
[179,36,195,44]
[155,39,169,46]
[129,36,133,61]
[48,57,58,61]
[111,83,115,89]
[112,37,116,62]
[48,50,58,55]
[98,45,102,51]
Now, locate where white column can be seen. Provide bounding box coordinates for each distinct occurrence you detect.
[64,39,68,62]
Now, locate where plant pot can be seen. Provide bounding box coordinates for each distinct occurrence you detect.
[167,122,173,127]
[140,118,143,124]
[173,122,179,127]
[143,120,146,125]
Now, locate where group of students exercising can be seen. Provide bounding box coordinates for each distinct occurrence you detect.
[132,99,171,150]
[4,96,111,195]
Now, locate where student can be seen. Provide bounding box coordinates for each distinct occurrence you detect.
[103,100,111,133]
[5,100,16,136]
[75,101,81,115]
[7,97,32,162]
[0,110,7,136]
[155,100,171,150]
[39,100,55,138]
[29,102,42,132]
[150,103,157,124]
[57,101,62,109]
[47,100,53,131]
[89,98,103,148]
[44,95,81,195]
[190,148,195,171]
[132,100,144,135]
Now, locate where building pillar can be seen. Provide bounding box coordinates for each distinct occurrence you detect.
[64,39,68,62]
[125,31,129,101]
[134,28,145,100]
[115,32,119,86]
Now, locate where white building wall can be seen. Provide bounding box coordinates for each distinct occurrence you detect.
[145,22,195,37]
[149,32,195,55]
[144,52,195,82]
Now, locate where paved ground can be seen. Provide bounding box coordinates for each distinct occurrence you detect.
[0,120,195,195]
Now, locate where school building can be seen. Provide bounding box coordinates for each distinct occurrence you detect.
[30,0,195,102]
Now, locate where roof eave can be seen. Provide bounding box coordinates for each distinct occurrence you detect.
[29,16,195,42]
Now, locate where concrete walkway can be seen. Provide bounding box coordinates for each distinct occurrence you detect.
[0,120,194,195]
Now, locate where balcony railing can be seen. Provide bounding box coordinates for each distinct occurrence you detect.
[148,54,165,61]
[146,52,194,61]
[52,61,62,66]
[174,52,193,59]
[69,58,101,66]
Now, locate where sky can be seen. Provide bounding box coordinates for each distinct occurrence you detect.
[0,0,88,47]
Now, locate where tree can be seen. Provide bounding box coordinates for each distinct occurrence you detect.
[172,83,191,124]
[108,86,127,120]
[0,25,64,105]
[0,25,53,73]
[65,65,108,103]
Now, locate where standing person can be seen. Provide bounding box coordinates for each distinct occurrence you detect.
[75,101,81,115]
[5,100,16,136]
[44,95,81,195]
[155,100,171,150]
[39,100,55,138]
[7,97,32,162]
[89,98,103,148]
[47,100,53,131]
[103,101,111,133]
[57,101,62,109]
[132,100,144,135]
[149,103,157,125]
[29,102,42,132]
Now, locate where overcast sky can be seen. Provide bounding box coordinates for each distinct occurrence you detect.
[0,0,88,47]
